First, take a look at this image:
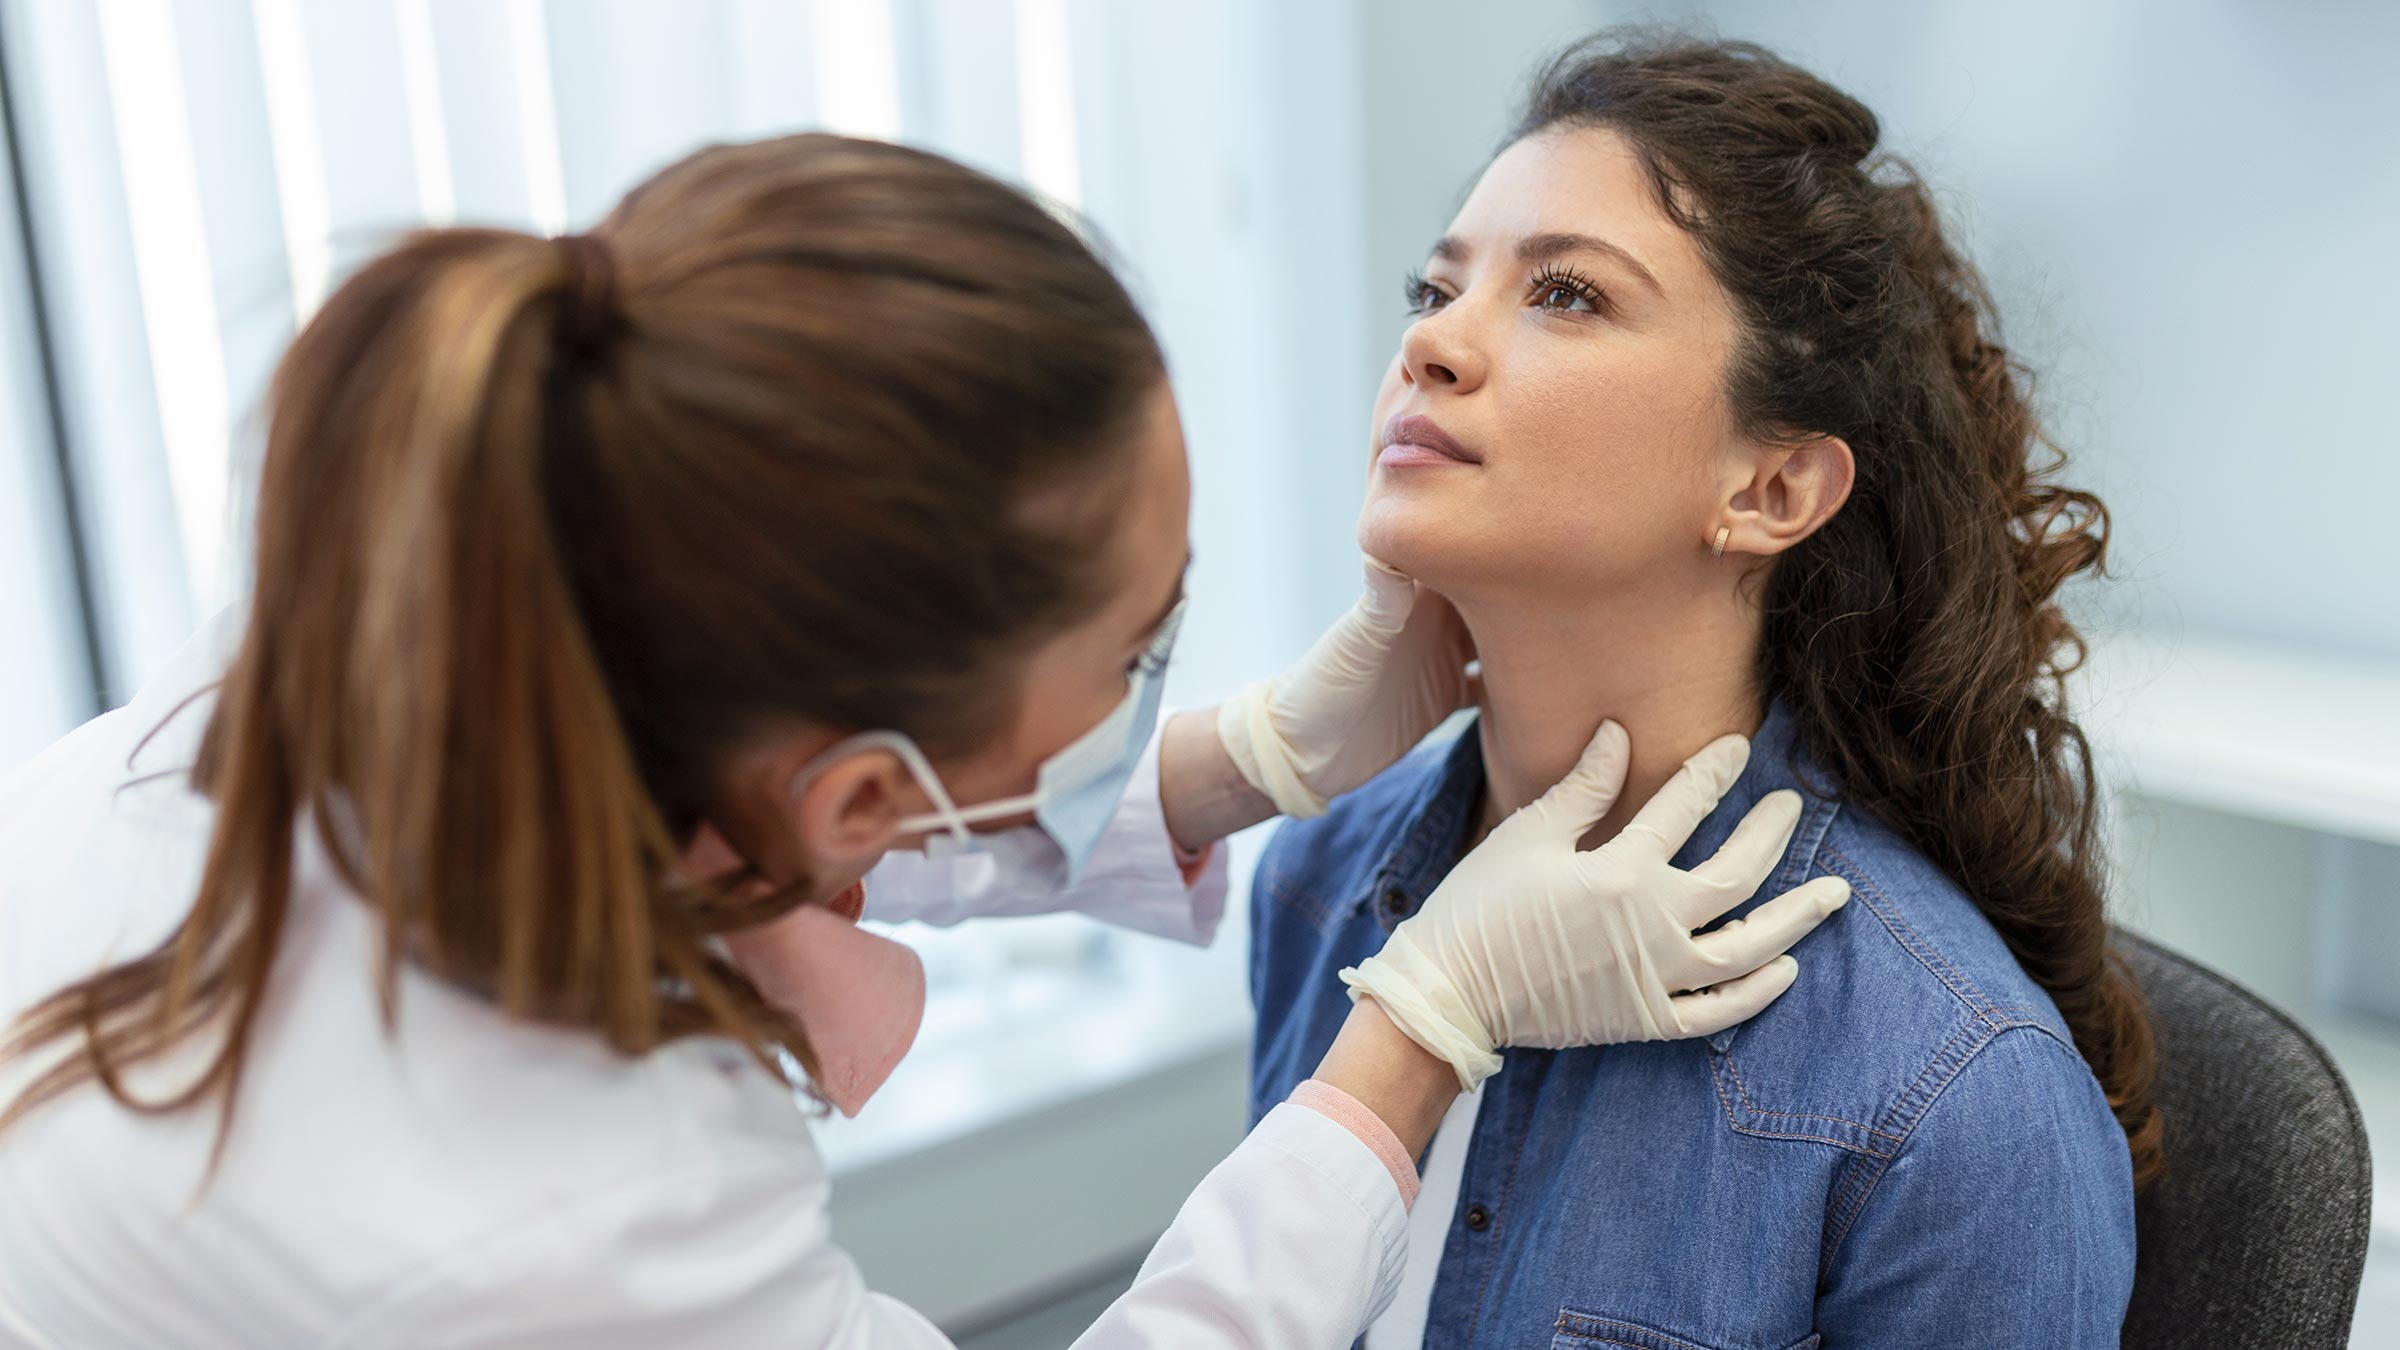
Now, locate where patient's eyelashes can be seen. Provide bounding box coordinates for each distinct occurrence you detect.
[1529,262,1609,316]
[1400,264,1613,319]
[1402,269,1449,316]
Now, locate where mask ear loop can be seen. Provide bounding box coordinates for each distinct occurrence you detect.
[791,730,967,856]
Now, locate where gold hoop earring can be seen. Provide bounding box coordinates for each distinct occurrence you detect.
[1710,526,1729,558]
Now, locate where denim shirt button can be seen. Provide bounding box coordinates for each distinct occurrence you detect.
[1381,888,1409,918]
[1464,1203,1491,1232]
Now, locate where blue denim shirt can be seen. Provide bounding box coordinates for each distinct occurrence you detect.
[1249,702,2135,1349]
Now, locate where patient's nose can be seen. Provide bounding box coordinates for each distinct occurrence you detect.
[1400,309,1485,394]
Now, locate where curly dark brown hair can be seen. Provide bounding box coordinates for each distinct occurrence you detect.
[1514,34,2162,1186]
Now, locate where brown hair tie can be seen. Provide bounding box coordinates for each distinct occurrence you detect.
[554,232,619,361]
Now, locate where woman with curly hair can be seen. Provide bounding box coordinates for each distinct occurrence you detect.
[1249,34,2155,1348]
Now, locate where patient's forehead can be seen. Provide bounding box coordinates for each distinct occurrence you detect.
[1444,126,1714,302]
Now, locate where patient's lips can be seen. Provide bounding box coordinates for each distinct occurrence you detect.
[1379,413,1482,469]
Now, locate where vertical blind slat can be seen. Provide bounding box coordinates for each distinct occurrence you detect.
[9,0,198,692]
[169,0,293,593]
[1,0,1332,741]
[420,0,547,232]
[900,0,1023,184]
[0,41,98,754]
[544,0,741,230]
[811,0,901,140]
[727,0,820,139]
[293,1,427,280]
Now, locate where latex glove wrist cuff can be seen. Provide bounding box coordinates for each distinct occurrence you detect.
[1218,680,1331,819]
[1338,936,1504,1092]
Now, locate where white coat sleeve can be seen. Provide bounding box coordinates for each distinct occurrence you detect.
[1073,1101,1411,1347]
[331,1101,1407,1349]
[860,716,1230,945]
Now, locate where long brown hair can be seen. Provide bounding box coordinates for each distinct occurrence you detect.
[1514,35,2162,1185]
[0,134,1163,1155]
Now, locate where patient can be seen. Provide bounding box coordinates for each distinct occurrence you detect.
[1248,35,2153,1349]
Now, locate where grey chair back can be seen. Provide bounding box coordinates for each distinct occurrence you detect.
[2119,930,2374,1348]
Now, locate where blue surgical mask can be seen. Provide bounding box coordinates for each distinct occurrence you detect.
[800,600,1184,885]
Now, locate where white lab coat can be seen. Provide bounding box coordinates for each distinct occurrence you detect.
[0,615,1408,1348]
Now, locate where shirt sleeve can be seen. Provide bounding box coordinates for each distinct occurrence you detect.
[861,716,1230,946]
[333,1099,1407,1350]
[1813,1028,2138,1347]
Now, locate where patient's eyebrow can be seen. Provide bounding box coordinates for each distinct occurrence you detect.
[1428,232,1664,298]
[1519,232,1663,296]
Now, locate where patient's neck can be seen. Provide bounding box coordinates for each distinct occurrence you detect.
[1461,583,1766,849]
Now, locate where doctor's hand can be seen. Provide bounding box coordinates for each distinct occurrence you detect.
[1215,556,1474,819]
[1338,722,1851,1090]
[1158,557,1471,851]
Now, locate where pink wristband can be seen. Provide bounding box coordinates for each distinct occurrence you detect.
[1289,1079,1421,1209]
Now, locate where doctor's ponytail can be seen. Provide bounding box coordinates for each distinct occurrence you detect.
[1,135,1164,1153]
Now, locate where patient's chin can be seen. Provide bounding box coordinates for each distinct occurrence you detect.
[1357,491,1473,589]
[1356,495,1424,569]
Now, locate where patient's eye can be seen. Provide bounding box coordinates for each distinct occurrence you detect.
[1530,263,1608,316]
[1402,270,1450,316]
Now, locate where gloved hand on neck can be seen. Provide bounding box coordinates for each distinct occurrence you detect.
[1339,722,1852,1089]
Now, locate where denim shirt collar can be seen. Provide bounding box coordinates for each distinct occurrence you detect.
[1364,697,1844,1049]
[1360,721,1489,922]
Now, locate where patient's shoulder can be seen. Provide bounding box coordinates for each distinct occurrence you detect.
[1811,804,2068,1030]
[1706,802,2111,1158]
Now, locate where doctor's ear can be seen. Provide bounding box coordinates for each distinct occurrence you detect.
[788,749,914,873]
[1712,433,1855,559]
[691,743,916,896]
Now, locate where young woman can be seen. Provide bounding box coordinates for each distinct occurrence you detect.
[0,132,1845,1346]
[1248,36,2158,1348]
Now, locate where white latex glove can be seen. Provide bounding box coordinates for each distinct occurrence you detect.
[1217,557,1473,818]
[1340,721,1851,1089]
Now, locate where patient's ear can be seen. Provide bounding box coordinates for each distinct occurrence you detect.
[1714,434,1855,558]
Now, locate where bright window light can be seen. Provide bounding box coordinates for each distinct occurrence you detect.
[813,0,901,140]
[95,0,231,608]
[1014,0,1081,211]
[393,0,456,226]
[506,0,568,235]
[250,0,330,320]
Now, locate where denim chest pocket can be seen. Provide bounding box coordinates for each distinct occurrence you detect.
[1551,1309,1819,1350]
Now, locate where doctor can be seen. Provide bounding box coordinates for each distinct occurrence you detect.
[0,135,1846,1348]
